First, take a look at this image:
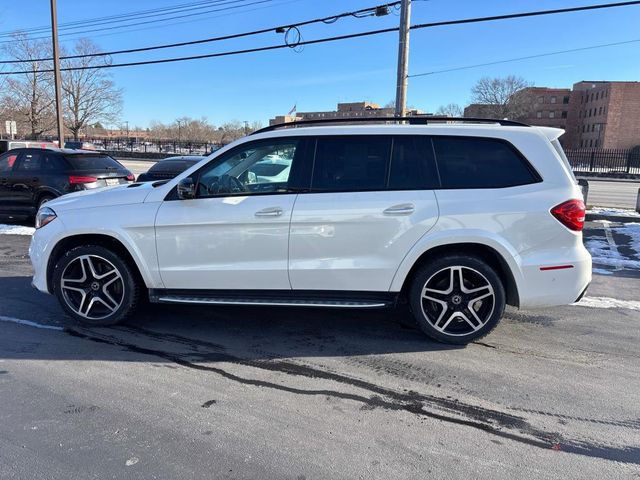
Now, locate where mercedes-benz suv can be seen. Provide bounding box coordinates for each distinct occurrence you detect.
[29,119,591,344]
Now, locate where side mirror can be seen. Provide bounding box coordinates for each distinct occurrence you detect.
[177,177,196,200]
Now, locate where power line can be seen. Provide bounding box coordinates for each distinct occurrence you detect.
[2,0,639,74]
[409,38,640,77]
[30,0,305,47]
[0,0,255,38]
[410,0,640,31]
[1,0,277,43]
[0,0,281,45]
[0,2,401,64]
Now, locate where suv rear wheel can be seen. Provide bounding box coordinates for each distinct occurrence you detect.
[409,255,505,344]
[52,245,140,326]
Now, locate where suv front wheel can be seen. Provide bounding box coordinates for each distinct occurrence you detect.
[409,255,506,344]
[53,245,140,326]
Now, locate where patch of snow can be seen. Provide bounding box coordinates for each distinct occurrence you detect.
[585,238,640,269]
[574,296,640,311]
[591,267,613,275]
[0,224,35,236]
[588,207,640,218]
[613,222,640,255]
[0,315,63,331]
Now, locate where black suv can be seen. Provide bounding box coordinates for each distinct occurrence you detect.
[0,148,134,217]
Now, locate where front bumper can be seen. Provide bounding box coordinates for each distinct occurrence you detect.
[29,217,67,294]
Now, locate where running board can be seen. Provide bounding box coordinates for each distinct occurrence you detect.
[149,289,394,309]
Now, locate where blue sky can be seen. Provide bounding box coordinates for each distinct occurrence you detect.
[1,0,639,128]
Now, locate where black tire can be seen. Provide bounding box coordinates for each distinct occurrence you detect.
[408,255,505,345]
[52,245,140,327]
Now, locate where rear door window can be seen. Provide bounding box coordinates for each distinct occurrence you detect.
[432,136,540,189]
[389,136,439,190]
[312,136,391,191]
[15,152,43,172]
[65,154,123,170]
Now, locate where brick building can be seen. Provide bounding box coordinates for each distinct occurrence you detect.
[269,102,422,126]
[564,81,640,149]
[464,87,571,129]
[465,81,640,149]
[517,87,571,129]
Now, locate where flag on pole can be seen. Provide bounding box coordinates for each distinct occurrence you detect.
[288,104,297,115]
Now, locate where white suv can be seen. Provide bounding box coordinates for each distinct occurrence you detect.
[29,119,591,344]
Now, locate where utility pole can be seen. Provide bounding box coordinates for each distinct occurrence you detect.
[394,0,412,117]
[177,120,182,144]
[243,120,249,135]
[50,0,65,146]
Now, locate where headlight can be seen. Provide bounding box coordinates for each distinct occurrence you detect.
[35,207,57,229]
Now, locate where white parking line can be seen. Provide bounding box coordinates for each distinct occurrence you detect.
[0,315,63,331]
[602,221,623,271]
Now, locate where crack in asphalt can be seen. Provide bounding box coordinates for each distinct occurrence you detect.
[64,326,640,465]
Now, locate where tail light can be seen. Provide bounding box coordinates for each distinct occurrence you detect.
[69,175,98,184]
[126,174,135,181]
[551,199,585,231]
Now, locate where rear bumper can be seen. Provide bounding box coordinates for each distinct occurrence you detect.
[517,244,592,309]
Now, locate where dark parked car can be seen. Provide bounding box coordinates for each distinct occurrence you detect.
[64,141,98,150]
[0,148,134,217]
[0,139,57,154]
[137,155,204,182]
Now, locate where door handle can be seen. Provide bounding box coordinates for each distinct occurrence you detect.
[383,203,415,215]
[255,207,283,217]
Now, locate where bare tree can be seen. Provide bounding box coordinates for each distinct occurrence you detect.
[470,76,533,119]
[435,103,463,117]
[61,38,123,140]
[1,33,55,138]
[215,121,245,144]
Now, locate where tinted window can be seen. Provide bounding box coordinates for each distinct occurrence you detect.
[16,152,43,171]
[389,136,439,190]
[433,137,539,189]
[150,160,195,173]
[0,152,18,172]
[312,136,391,191]
[42,154,68,172]
[65,154,123,170]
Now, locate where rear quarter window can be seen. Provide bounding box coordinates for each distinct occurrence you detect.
[65,154,123,170]
[433,136,540,189]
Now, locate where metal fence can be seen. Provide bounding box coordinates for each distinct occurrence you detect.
[565,148,640,175]
[41,136,225,155]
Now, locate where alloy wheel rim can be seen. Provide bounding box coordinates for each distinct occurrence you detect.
[60,255,124,320]
[420,266,495,337]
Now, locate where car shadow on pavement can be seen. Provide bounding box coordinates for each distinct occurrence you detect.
[1,275,465,363]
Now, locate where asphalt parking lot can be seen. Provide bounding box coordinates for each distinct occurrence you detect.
[1,220,639,479]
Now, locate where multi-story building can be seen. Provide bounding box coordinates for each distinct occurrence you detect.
[564,81,640,149]
[517,87,571,129]
[464,87,571,130]
[269,102,422,126]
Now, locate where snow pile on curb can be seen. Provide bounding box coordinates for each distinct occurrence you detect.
[574,296,640,311]
[588,207,640,218]
[0,224,35,236]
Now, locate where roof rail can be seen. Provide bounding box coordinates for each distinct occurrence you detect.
[252,116,530,135]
